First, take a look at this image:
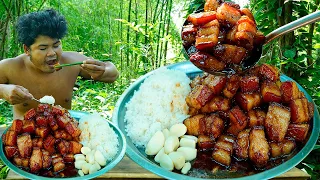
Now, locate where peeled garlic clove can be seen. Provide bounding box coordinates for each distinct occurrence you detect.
[181,162,191,174]
[164,136,179,154]
[75,160,87,169]
[145,131,165,155]
[86,151,95,164]
[159,154,174,171]
[89,164,98,174]
[78,170,85,176]
[94,161,101,170]
[74,154,86,161]
[168,151,185,170]
[81,147,91,155]
[169,123,187,137]
[162,129,170,139]
[177,147,197,161]
[95,150,107,166]
[82,163,91,174]
[179,137,196,148]
[154,147,165,163]
[181,135,198,142]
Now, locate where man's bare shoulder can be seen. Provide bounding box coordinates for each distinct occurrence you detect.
[0,54,26,68]
[0,54,26,83]
[61,51,88,64]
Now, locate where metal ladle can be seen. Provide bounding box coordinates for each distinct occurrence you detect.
[241,10,320,71]
[192,11,320,75]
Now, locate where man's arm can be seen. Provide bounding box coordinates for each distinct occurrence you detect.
[0,59,33,104]
[80,60,119,83]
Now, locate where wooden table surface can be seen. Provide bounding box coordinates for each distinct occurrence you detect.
[0,126,311,180]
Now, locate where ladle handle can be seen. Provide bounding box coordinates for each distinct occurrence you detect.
[265,11,320,44]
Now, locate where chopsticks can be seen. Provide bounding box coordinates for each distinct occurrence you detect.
[54,59,112,69]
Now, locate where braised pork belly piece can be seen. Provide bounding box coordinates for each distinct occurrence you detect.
[227,106,248,136]
[2,104,82,177]
[183,63,314,170]
[233,129,250,160]
[200,96,230,113]
[186,84,214,109]
[213,44,247,64]
[259,64,280,82]
[212,135,235,166]
[265,103,291,142]
[196,20,220,50]
[197,135,215,150]
[269,138,296,158]
[235,92,261,111]
[202,74,227,95]
[261,81,282,103]
[182,0,263,73]
[216,3,241,28]
[187,11,217,26]
[249,127,269,168]
[248,109,266,127]
[286,123,310,142]
[223,74,240,98]
[189,52,226,72]
[204,0,222,12]
[184,114,205,136]
[181,24,197,47]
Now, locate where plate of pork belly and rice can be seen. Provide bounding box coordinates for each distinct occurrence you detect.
[1,96,126,179]
[112,1,319,179]
[113,60,320,180]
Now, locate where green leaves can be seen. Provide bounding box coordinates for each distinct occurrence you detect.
[284,49,296,59]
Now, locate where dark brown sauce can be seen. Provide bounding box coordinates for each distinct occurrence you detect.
[10,160,78,178]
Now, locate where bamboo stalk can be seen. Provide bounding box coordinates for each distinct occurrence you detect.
[108,10,112,54]
[152,0,160,24]
[158,0,169,67]
[127,0,132,76]
[155,1,165,68]
[163,0,173,65]
[142,0,148,65]
[134,0,139,71]
[119,0,124,76]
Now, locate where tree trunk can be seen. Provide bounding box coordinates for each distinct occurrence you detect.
[126,0,132,75]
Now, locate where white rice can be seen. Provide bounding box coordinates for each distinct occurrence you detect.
[79,114,119,161]
[124,67,191,147]
[39,95,55,104]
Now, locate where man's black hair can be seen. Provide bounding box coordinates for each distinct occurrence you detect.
[16,9,67,47]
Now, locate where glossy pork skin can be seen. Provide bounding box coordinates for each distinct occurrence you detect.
[2,104,83,176]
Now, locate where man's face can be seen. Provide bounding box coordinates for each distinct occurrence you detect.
[27,35,62,73]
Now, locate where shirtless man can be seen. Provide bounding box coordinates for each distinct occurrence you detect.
[0,9,119,119]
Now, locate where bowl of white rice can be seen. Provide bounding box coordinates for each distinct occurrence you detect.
[69,110,126,179]
[112,61,202,180]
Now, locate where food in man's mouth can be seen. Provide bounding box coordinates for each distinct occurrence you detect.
[53,62,62,71]
[2,104,82,177]
[124,67,191,147]
[182,0,266,72]
[183,63,314,174]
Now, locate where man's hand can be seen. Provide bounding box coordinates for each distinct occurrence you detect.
[80,59,119,82]
[80,59,106,80]
[0,85,33,105]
